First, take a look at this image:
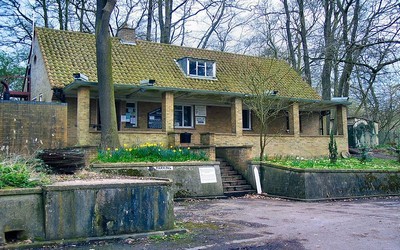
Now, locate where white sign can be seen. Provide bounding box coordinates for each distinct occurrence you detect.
[199,167,217,183]
[196,116,206,125]
[195,105,207,116]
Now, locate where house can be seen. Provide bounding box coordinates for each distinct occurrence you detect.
[25,26,349,159]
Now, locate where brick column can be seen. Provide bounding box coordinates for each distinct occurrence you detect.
[336,105,348,138]
[288,102,300,137]
[77,86,90,145]
[231,97,243,136]
[162,92,174,132]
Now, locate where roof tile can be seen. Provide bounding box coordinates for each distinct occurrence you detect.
[35,27,320,100]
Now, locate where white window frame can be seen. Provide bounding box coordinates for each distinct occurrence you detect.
[243,109,252,130]
[187,58,216,78]
[174,105,194,128]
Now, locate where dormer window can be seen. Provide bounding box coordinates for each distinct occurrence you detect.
[177,57,216,79]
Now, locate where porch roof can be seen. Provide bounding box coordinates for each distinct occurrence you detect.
[64,80,350,110]
[35,27,321,100]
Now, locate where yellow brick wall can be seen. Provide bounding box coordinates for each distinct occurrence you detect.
[66,97,77,146]
[214,134,348,158]
[0,101,67,155]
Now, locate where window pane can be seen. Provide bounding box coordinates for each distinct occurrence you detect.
[206,62,214,77]
[174,109,182,127]
[189,60,197,75]
[183,106,192,127]
[243,110,250,129]
[198,62,205,76]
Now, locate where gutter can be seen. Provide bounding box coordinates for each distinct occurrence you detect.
[62,80,351,106]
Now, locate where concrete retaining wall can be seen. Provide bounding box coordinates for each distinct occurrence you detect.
[91,162,224,198]
[0,179,174,245]
[258,163,400,200]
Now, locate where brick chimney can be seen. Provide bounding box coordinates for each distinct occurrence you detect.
[117,24,136,44]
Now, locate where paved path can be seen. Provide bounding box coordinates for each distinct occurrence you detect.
[37,196,400,250]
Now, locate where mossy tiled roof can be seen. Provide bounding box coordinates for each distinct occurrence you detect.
[35,27,321,100]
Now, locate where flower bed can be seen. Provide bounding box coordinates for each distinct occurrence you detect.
[97,143,208,163]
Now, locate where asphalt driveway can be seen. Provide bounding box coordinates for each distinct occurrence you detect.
[53,195,400,250]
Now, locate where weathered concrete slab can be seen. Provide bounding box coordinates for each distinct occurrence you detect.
[92,162,224,198]
[43,179,174,240]
[0,188,45,244]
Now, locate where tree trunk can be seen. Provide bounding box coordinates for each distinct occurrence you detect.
[57,0,64,30]
[146,0,153,41]
[283,0,297,69]
[158,0,173,44]
[336,0,360,97]
[41,0,49,28]
[79,0,85,32]
[297,0,312,85]
[95,0,120,149]
[321,0,335,100]
[65,0,69,30]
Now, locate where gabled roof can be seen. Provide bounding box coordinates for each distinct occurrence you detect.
[34,27,321,100]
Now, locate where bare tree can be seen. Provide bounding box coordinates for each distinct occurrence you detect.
[95,0,120,149]
[239,60,294,160]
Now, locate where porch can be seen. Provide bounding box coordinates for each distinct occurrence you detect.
[66,83,349,158]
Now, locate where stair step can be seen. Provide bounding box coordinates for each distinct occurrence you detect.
[218,157,255,197]
[224,185,253,192]
[224,190,256,197]
[221,175,243,181]
[220,170,238,175]
[223,179,248,185]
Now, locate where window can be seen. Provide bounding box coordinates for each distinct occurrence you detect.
[125,102,137,128]
[174,105,193,128]
[177,57,216,78]
[243,109,251,130]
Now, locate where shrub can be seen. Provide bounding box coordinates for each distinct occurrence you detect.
[0,155,49,189]
[97,143,208,163]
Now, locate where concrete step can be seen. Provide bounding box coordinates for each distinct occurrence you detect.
[221,175,243,181]
[220,170,238,175]
[224,185,253,192]
[224,190,256,197]
[223,179,248,185]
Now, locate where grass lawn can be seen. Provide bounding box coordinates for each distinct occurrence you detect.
[267,157,400,171]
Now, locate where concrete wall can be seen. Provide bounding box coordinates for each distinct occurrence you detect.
[0,101,68,155]
[259,163,400,200]
[0,188,44,244]
[43,179,174,240]
[91,162,224,198]
[0,179,174,245]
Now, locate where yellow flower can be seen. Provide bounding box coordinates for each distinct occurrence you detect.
[187,147,190,150]
[179,149,182,152]
[129,148,133,151]
[123,144,128,148]
[170,146,173,148]
[115,148,119,151]
[107,147,111,151]
[173,150,176,153]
